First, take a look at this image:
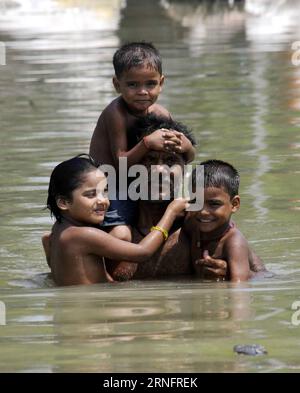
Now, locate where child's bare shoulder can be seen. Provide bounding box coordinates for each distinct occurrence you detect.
[102,97,127,114]
[58,226,105,245]
[224,226,249,251]
[102,97,126,116]
[102,97,132,126]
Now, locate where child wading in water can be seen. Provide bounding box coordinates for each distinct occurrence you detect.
[42,155,189,286]
[89,42,195,248]
[183,160,268,282]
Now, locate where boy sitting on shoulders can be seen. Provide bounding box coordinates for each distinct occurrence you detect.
[89,42,195,229]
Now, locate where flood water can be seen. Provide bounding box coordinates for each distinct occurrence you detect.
[1,0,300,373]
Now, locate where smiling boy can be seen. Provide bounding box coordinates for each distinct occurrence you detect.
[183,160,268,282]
[89,42,195,231]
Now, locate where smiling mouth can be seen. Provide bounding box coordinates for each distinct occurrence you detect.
[94,208,106,214]
[197,219,215,223]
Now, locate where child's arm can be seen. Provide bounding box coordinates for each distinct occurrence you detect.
[103,104,182,168]
[79,198,189,262]
[109,120,181,168]
[194,248,270,281]
[42,232,51,268]
[172,132,196,163]
[224,236,252,282]
[249,249,267,272]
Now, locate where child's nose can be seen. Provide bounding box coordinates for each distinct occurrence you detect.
[199,206,210,216]
[137,85,148,94]
[96,193,106,203]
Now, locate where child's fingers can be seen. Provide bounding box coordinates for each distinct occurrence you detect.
[174,197,190,210]
[172,145,182,153]
[169,130,183,138]
[164,137,182,147]
[165,129,182,138]
[205,267,226,277]
[201,259,215,268]
[203,257,227,270]
[163,140,181,152]
[170,198,190,214]
[160,129,174,138]
[159,128,182,137]
[162,131,182,142]
[195,258,206,265]
[164,139,178,146]
[163,143,183,154]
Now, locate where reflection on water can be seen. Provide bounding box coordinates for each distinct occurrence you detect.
[1,0,300,372]
[245,0,300,42]
[2,280,298,373]
[246,54,270,220]
[2,278,300,372]
[0,0,125,32]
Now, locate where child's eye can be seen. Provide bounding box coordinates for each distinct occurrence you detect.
[85,191,96,198]
[146,81,158,88]
[127,82,138,88]
[209,201,222,207]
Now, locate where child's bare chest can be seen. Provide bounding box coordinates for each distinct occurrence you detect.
[190,233,226,262]
[133,228,191,278]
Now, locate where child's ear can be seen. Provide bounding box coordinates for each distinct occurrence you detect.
[231,195,240,213]
[159,75,165,87]
[113,76,120,93]
[56,197,71,211]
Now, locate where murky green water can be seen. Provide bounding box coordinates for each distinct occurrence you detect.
[1,0,300,372]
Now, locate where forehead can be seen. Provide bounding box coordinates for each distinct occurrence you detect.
[204,187,231,200]
[143,150,185,165]
[80,169,107,187]
[120,65,161,80]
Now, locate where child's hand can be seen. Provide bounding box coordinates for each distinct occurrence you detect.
[167,198,190,217]
[168,131,193,154]
[144,129,182,152]
[196,250,228,280]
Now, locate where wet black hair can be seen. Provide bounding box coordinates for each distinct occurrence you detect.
[113,42,162,79]
[192,159,240,198]
[46,154,98,222]
[127,113,197,158]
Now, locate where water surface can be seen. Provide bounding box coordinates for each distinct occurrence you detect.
[1,0,300,372]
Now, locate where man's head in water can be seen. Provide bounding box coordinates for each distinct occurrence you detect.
[131,114,196,202]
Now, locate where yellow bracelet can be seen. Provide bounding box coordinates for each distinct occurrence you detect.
[150,226,168,241]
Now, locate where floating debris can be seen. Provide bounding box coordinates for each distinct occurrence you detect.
[233,344,268,356]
